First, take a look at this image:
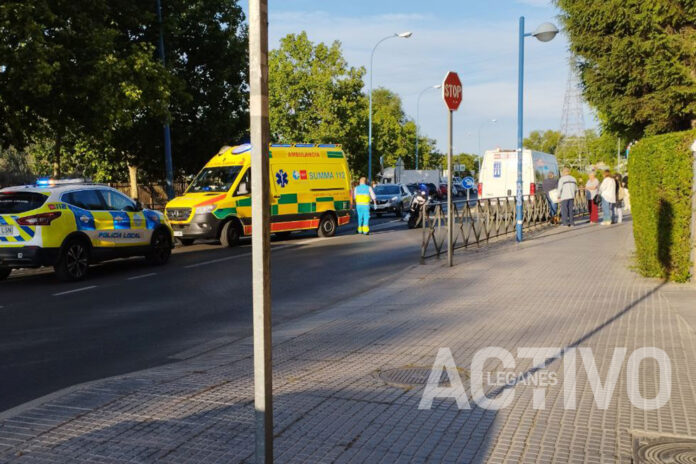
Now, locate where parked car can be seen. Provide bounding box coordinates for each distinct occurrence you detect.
[0,179,173,281]
[371,184,413,217]
[424,183,442,200]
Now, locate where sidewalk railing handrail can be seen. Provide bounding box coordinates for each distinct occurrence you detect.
[420,189,589,262]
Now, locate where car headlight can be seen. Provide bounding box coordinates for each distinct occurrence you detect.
[391,196,398,202]
[197,204,217,214]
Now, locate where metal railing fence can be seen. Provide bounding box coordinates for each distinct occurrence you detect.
[420,189,589,262]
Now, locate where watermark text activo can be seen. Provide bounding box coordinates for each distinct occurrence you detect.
[418,346,671,411]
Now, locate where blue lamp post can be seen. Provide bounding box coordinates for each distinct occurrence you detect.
[156,0,174,200]
[368,32,412,183]
[516,17,558,242]
[415,84,441,170]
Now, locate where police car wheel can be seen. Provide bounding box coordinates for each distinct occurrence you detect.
[146,229,172,265]
[318,214,337,238]
[220,220,241,247]
[55,239,90,282]
[0,266,11,281]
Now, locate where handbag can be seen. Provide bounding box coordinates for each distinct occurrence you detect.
[548,189,560,203]
[593,194,602,206]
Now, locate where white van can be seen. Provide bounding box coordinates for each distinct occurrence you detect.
[478,149,559,199]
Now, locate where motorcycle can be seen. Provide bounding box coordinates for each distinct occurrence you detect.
[406,190,428,229]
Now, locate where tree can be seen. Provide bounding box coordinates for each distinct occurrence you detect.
[268,32,441,178]
[268,32,367,174]
[524,130,563,154]
[555,0,696,137]
[0,0,248,188]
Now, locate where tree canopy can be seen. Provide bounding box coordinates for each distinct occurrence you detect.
[268,32,440,177]
[556,0,696,138]
[0,0,248,183]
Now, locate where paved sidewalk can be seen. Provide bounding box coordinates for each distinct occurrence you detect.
[2,220,696,463]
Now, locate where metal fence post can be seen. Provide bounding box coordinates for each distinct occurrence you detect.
[249,1,273,462]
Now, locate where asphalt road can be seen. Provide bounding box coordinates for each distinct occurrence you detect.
[0,214,422,412]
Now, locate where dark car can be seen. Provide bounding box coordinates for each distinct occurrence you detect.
[424,183,441,200]
[371,184,412,217]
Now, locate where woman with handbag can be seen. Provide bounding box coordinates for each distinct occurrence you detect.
[585,171,600,223]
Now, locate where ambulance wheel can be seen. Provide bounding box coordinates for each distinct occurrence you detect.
[0,266,11,281]
[318,214,337,238]
[178,238,195,246]
[220,220,241,247]
[55,238,90,282]
[146,228,172,265]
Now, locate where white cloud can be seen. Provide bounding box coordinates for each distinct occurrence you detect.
[267,8,596,154]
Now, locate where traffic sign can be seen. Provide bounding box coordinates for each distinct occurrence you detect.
[442,71,462,111]
[461,176,475,190]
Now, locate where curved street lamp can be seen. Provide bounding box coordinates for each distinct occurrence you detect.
[515,18,559,242]
[368,32,412,182]
[415,84,441,170]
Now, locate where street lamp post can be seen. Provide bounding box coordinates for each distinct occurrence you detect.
[369,32,412,183]
[516,17,558,242]
[415,84,441,170]
[156,0,174,200]
[477,118,497,174]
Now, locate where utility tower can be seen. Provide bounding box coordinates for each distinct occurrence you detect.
[558,55,588,170]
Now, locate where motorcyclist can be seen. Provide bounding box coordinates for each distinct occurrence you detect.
[407,184,429,229]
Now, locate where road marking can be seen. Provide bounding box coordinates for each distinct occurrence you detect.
[127,273,157,281]
[53,286,97,297]
[184,253,251,269]
[183,244,295,269]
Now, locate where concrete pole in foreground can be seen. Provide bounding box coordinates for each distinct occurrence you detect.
[248,0,273,462]
[690,140,696,284]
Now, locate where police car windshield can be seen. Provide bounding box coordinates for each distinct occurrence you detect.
[374,185,400,195]
[188,166,243,193]
[0,192,48,214]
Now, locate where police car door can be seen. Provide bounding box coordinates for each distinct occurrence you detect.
[98,189,149,246]
[61,189,115,247]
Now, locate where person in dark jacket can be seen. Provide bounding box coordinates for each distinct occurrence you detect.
[542,172,559,223]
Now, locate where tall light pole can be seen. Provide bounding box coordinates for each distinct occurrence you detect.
[477,118,497,174]
[415,84,441,170]
[516,18,559,242]
[156,0,174,200]
[369,32,412,183]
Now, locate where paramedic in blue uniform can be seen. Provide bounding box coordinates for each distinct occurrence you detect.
[354,177,376,235]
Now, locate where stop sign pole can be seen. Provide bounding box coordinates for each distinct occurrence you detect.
[442,71,462,267]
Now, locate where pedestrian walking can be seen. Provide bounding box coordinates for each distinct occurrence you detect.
[599,170,616,225]
[557,168,578,227]
[354,177,376,235]
[542,172,559,224]
[614,173,625,223]
[585,171,600,223]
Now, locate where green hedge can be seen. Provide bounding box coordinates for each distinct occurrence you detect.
[628,129,695,282]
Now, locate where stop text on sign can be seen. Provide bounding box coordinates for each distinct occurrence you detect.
[442,71,462,111]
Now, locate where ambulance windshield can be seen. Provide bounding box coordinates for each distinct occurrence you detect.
[188,166,243,193]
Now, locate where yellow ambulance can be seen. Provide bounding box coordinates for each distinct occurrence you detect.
[165,143,352,246]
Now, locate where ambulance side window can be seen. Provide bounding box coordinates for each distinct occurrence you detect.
[235,169,251,196]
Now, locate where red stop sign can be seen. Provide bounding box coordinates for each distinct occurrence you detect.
[442,71,463,111]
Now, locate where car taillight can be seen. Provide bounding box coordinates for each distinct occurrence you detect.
[530,183,536,195]
[478,183,483,196]
[16,212,62,226]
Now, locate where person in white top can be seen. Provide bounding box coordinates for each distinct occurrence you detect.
[585,171,600,223]
[598,170,617,225]
[557,168,578,227]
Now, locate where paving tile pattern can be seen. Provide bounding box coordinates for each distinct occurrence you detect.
[1,220,695,463]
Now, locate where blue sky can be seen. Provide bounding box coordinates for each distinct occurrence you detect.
[243,1,595,155]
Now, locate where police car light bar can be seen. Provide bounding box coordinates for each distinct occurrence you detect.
[36,178,90,187]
